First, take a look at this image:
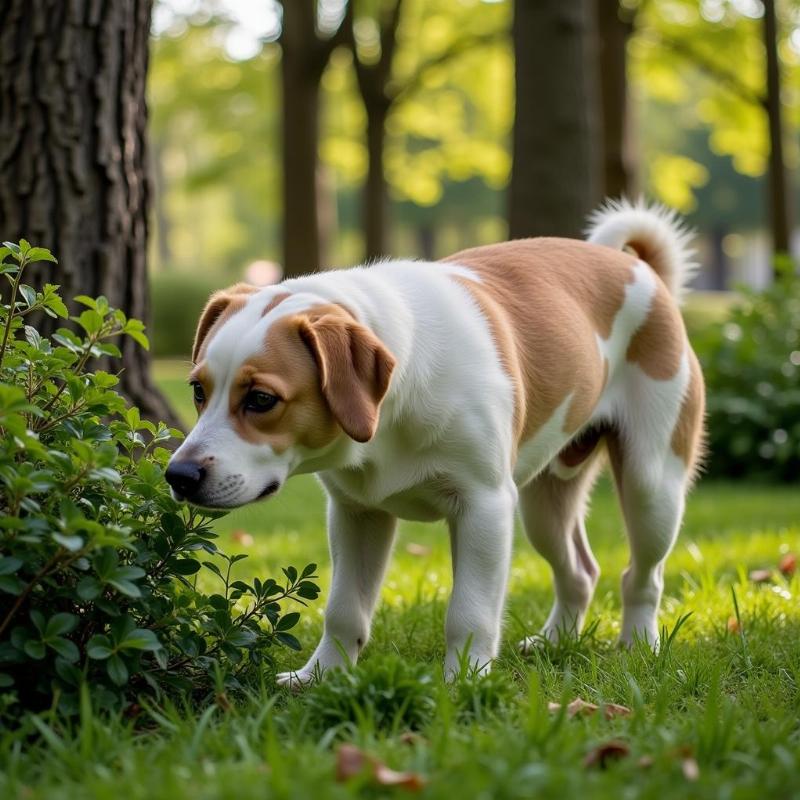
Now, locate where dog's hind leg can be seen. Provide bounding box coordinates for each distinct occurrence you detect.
[609,353,704,648]
[518,452,603,650]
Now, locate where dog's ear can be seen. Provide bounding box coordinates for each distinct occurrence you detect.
[297,311,396,443]
[192,283,258,362]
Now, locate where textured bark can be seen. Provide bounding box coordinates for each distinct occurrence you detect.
[0,0,179,426]
[278,0,347,276]
[762,0,792,258]
[509,0,601,239]
[596,0,635,199]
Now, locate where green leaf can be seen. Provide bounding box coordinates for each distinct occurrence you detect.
[300,563,318,579]
[26,247,57,264]
[108,579,142,598]
[45,613,78,637]
[52,533,84,551]
[275,632,302,651]
[48,637,79,663]
[77,577,102,601]
[0,557,22,576]
[120,629,162,652]
[18,284,36,307]
[106,654,129,686]
[23,640,46,660]
[86,635,114,660]
[170,558,201,575]
[76,309,103,335]
[0,575,24,595]
[125,329,150,350]
[276,612,300,632]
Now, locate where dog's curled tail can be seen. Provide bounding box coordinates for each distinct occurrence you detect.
[585,198,698,303]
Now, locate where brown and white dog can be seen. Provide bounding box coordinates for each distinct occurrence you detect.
[166,200,705,686]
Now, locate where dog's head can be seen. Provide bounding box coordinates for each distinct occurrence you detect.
[165,285,396,509]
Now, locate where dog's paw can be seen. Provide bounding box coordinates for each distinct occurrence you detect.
[518,635,546,654]
[276,668,316,692]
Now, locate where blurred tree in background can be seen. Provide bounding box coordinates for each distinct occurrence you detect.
[0,0,178,424]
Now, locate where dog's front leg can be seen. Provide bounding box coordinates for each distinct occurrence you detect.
[445,483,516,678]
[276,500,396,689]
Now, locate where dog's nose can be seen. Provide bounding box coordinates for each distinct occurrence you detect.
[165,460,206,499]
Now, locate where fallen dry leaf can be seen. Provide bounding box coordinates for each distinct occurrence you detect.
[231,529,254,547]
[779,552,797,578]
[637,755,655,769]
[583,740,630,769]
[681,756,700,782]
[749,568,773,584]
[405,542,431,557]
[727,616,741,634]
[548,698,631,720]
[335,744,426,791]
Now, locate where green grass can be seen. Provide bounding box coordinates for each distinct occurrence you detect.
[2,362,799,799]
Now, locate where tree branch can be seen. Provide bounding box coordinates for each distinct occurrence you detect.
[645,32,766,110]
[389,29,506,105]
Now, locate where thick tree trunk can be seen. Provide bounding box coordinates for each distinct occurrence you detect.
[364,105,389,261]
[596,0,635,199]
[0,0,179,426]
[509,0,601,239]
[762,0,792,259]
[280,0,323,277]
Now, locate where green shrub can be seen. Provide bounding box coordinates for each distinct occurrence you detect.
[0,241,319,721]
[149,271,224,357]
[695,259,800,481]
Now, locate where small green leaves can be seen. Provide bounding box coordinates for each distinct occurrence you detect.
[0,241,317,721]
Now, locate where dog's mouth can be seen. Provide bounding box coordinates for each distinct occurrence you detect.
[257,480,281,500]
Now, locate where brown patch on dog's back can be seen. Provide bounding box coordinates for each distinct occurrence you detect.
[625,281,685,380]
[446,238,635,444]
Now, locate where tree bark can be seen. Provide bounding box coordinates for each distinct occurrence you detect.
[596,0,635,199]
[278,0,348,276]
[0,0,179,426]
[762,0,792,259]
[508,0,601,239]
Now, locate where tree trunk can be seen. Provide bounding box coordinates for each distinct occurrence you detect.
[596,0,635,199]
[508,0,601,239]
[279,0,348,276]
[280,1,323,277]
[0,0,179,426]
[364,104,389,261]
[762,0,792,260]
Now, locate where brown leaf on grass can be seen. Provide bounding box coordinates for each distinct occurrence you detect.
[548,698,631,719]
[405,542,431,557]
[637,755,655,769]
[779,552,797,578]
[231,529,254,547]
[727,616,740,634]
[749,568,773,583]
[583,740,630,769]
[335,744,426,791]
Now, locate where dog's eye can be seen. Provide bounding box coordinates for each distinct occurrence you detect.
[191,381,205,405]
[244,390,279,413]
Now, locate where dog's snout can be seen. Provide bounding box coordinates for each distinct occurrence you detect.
[165,460,206,499]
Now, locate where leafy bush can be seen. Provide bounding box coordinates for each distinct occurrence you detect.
[0,241,319,721]
[695,260,800,481]
[303,655,437,735]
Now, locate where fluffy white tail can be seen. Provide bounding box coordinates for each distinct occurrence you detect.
[585,198,698,302]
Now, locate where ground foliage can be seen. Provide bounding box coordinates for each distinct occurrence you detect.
[0,242,318,721]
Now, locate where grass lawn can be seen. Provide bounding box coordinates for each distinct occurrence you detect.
[1,361,799,799]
